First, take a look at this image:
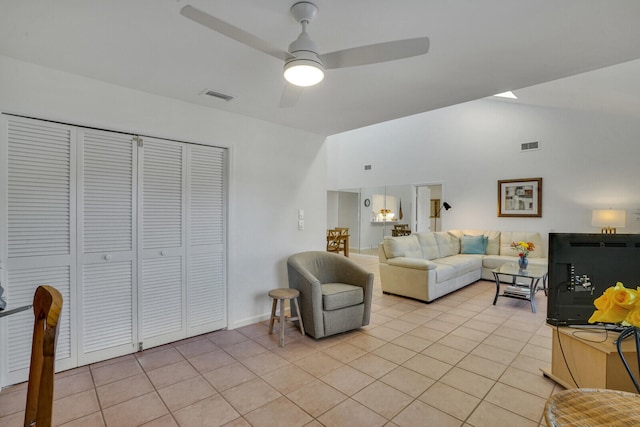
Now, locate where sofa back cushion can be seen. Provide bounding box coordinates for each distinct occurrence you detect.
[500,231,543,258]
[415,232,440,260]
[382,235,422,259]
[434,231,460,257]
[449,230,501,255]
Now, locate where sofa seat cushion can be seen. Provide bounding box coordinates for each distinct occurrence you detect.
[435,255,483,276]
[432,255,482,282]
[322,283,364,311]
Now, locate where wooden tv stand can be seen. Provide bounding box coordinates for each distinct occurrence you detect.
[542,326,639,393]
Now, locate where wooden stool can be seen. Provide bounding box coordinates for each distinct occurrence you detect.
[268,288,304,347]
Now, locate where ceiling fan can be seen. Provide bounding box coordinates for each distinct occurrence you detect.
[180,2,430,106]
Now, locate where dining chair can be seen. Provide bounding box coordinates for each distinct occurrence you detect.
[326,229,341,254]
[335,227,349,253]
[24,285,63,427]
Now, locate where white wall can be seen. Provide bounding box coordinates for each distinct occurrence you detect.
[337,191,360,247]
[327,98,640,245]
[0,55,327,329]
[326,191,339,228]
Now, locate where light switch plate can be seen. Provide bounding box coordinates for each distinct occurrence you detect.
[298,209,304,219]
[298,220,304,230]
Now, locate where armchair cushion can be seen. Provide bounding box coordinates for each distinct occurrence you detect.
[322,283,364,311]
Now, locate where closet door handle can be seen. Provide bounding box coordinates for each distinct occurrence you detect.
[104,254,112,261]
[160,250,166,256]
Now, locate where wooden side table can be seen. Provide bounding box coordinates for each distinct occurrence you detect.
[542,326,640,393]
[268,288,305,347]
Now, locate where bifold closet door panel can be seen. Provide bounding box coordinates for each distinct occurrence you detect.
[1,116,76,385]
[138,137,187,348]
[186,145,226,334]
[77,129,138,364]
[1,114,228,387]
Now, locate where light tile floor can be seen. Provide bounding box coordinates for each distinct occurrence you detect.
[0,254,561,426]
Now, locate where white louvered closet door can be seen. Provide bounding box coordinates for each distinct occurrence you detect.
[0,115,76,386]
[77,129,138,364]
[186,145,226,335]
[138,137,187,348]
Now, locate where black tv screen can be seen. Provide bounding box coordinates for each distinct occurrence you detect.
[546,233,640,326]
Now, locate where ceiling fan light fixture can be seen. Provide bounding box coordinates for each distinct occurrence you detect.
[284,58,324,87]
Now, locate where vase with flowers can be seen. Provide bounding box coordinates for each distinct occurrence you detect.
[511,241,535,269]
[589,282,640,392]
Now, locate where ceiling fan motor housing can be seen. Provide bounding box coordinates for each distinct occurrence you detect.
[287,31,324,68]
[290,2,318,24]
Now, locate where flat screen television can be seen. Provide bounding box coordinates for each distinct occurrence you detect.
[546,233,640,326]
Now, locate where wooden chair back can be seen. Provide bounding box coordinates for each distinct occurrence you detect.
[334,228,349,251]
[335,227,349,235]
[24,285,63,427]
[392,224,411,236]
[326,229,341,253]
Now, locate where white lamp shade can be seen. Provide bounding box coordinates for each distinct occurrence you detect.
[591,209,626,228]
[284,59,324,87]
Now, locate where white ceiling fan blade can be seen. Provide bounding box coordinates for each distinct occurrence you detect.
[279,83,304,108]
[320,37,430,69]
[180,5,292,62]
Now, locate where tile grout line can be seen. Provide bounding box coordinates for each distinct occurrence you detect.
[1,258,555,427]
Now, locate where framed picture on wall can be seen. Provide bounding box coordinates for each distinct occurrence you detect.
[498,178,542,217]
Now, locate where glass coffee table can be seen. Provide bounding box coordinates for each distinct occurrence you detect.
[492,262,548,313]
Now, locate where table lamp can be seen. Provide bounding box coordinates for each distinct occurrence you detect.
[592,209,625,234]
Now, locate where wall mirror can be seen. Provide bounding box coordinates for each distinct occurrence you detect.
[328,184,443,255]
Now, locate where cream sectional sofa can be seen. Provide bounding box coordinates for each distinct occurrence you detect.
[378,230,547,303]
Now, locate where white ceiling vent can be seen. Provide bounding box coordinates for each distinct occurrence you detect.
[521,141,540,151]
[201,89,234,101]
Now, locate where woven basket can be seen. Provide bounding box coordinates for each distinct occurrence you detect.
[545,388,640,426]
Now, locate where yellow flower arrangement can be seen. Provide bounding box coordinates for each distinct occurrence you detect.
[589,282,640,327]
[510,241,535,258]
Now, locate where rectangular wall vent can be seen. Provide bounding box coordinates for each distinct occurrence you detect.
[364,164,372,171]
[521,141,540,151]
[201,89,234,102]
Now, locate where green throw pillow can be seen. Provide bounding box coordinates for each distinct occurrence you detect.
[461,234,487,254]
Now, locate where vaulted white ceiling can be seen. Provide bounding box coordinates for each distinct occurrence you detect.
[2,0,640,135]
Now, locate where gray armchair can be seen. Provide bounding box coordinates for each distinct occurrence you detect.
[287,251,374,339]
